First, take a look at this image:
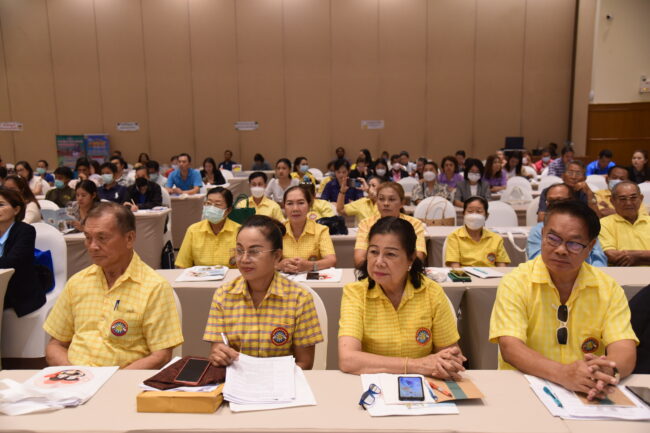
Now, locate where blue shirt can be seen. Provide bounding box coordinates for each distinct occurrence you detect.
[320,179,364,204]
[585,160,615,176]
[166,168,203,191]
[98,183,128,203]
[526,222,607,266]
[0,223,14,256]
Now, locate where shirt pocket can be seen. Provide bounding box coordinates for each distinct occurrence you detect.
[105,310,144,347]
[575,325,604,356]
[413,314,434,349]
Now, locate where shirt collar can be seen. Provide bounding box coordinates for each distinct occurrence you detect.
[0,223,14,246]
[366,276,422,303]
[611,213,647,226]
[199,217,238,234]
[229,273,288,298]
[457,225,494,240]
[284,219,316,240]
[530,255,599,293]
[88,251,144,289]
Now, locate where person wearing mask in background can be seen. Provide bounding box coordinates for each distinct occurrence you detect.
[413,157,428,181]
[337,175,381,225]
[438,155,464,190]
[537,160,598,222]
[36,160,55,184]
[594,166,647,218]
[69,158,91,189]
[266,158,299,205]
[290,156,316,185]
[373,159,391,183]
[534,148,553,174]
[110,156,132,187]
[200,157,226,186]
[98,162,128,204]
[388,154,408,182]
[46,166,75,208]
[520,150,538,178]
[251,153,271,171]
[547,144,575,177]
[236,172,284,221]
[164,155,179,177]
[399,151,416,175]
[137,153,150,165]
[628,150,650,184]
[412,161,451,204]
[527,183,607,266]
[586,149,615,176]
[349,157,371,181]
[599,181,650,266]
[321,160,364,204]
[146,160,167,187]
[69,180,100,232]
[166,153,202,195]
[445,197,510,268]
[176,187,240,269]
[323,160,336,179]
[218,149,237,171]
[455,150,466,172]
[15,161,48,196]
[4,175,42,223]
[124,166,163,211]
[454,158,491,207]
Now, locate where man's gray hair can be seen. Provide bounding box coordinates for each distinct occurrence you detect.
[86,202,136,234]
[611,181,640,198]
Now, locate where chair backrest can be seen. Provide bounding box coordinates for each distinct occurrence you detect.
[506,176,532,191]
[220,169,234,180]
[413,196,456,224]
[310,168,324,182]
[38,199,60,210]
[296,282,328,370]
[526,196,541,226]
[172,289,183,357]
[397,177,419,194]
[32,222,67,298]
[0,269,15,364]
[500,183,533,204]
[541,166,550,176]
[586,175,607,192]
[39,178,51,194]
[160,187,171,208]
[538,175,563,192]
[485,201,518,227]
[639,182,650,205]
[442,237,449,266]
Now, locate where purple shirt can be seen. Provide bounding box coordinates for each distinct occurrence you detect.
[483,169,507,187]
[437,173,463,189]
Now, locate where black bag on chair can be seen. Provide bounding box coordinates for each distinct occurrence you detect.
[316,216,348,235]
[161,240,175,269]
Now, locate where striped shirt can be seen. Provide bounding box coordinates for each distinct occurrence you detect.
[203,273,323,356]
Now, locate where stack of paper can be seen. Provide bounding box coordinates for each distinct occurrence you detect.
[0,366,118,416]
[526,375,650,421]
[175,266,228,282]
[223,353,316,412]
[463,267,504,279]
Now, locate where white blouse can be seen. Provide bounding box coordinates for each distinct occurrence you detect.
[265,177,299,203]
[24,201,43,224]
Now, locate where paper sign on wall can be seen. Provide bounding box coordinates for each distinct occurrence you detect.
[234,121,259,131]
[0,122,23,131]
[116,122,140,132]
[361,120,384,130]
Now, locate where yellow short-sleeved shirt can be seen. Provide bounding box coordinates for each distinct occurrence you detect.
[283,219,335,261]
[344,197,379,225]
[236,196,285,222]
[43,253,183,367]
[355,213,427,255]
[291,171,317,185]
[317,176,332,195]
[175,218,241,268]
[203,273,323,356]
[489,256,638,370]
[599,214,650,252]
[307,199,335,221]
[444,226,511,266]
[594,189,648,216]
[339,277,459,358]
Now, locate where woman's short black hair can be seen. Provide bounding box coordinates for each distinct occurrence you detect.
[75,179,100,202]
[15,160,34,180]
[249,171,268,183]
[355,217,424,289]
[283,185,313,206]
[544,200,601,241]
[463,196,488,213]
[0,187,26,222]
[441,156,459,173]
[238,215,286,251]
[202,157,218,173]
[276,158,292,169]
[463,158,484,180]
[334,159,350,171]
[293,156,307,172]
[207,186,233,208]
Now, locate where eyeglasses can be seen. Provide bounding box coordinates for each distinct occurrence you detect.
[359,383,382,410]
[544,233,587,254]
[556,304,568,345]
[613,194,639,203]
[234,248,275,259]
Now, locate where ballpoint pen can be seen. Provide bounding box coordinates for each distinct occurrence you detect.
[426,383,438,402]
[543,386,563,408]
[471,267,487,274]
[428,381,453,398]
[220,332,230,347]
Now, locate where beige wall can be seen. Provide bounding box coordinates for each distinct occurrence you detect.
[0,0,576,169]
[591,0,650,104]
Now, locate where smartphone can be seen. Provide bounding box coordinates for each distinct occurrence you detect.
[174,358,211,386]
[306,271,320,280]
[397,376,425,401]
[354,179,362,188]
[627,386,650,407]
[448,269,472,283]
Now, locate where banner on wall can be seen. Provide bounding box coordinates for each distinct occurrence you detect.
[85,133,110,164]
[56,135,85,168]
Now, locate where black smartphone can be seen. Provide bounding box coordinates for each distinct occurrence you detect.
[448,269,472,283]
[354,179,362,188]
[306,271,320,280]
[397,376,425,401]
[627,386,650,407]
[174,358,211,386]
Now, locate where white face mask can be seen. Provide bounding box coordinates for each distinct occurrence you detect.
[542,156,551,163]
[464,213,486,230]
[422,171,436,182]
[468,173,481,183]
[608,179,622,191]
[522,157,529,164]
[375,168,386,177]
[392,163,402,171]
[250,186,265,198]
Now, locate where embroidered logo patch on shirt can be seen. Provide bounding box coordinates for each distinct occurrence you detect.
[415,327,431,346]
[487,253,496,263]
[270,327,289,346]
[581,337,599,353]
[110,319,128,337]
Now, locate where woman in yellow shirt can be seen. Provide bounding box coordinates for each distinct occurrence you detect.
[279,186,336,274]
[445,196,510,268]
[336,175,381,225]
[339,216,465,378]
[175,187,241,268]
[290,156,317,185]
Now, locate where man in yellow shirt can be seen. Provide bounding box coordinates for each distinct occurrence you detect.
[44,203,183,368]
[594,166,647,218]
[599,181,650,266]
[236,171,284,222]
[489,200,637,400]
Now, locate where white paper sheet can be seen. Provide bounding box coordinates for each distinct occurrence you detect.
[463,267,504,279]
[175,266,228,282]
[223,354,295,404]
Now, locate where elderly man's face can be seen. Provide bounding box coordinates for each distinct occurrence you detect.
[83,214,134,269]
[562,163,584,188]
[541,213,594,277]
[612,183,643,221]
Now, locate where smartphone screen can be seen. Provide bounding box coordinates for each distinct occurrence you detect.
[398,376,425,401]
[451,270,470,278]
[175,358,210,384]
[306,272,320,280]
[627,386,650,406]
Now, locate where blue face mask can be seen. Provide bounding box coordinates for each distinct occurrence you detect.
[149,173,159,182]
[101,174,114,184]
[608,179,622,190]
[300,164,309,173]
[36,167,46,175]
[54,179,65,189]
[202,205,225,224]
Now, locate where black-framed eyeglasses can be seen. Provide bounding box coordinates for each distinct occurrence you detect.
[544,232,587,254]
[359,383,382,410]
[557,305,568,345]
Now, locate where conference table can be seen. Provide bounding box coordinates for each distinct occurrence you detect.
[1,369,648,433]
[64,209,170,278]
[170,194,205,248]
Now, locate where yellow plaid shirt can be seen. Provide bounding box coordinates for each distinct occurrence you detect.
[339,277,459,358]
[355,213,427,255]
[283,219,335,261]
[599,214,650,252]
[445,226,511,266]
[203,273,323,356]
[344,197,380,225]
[236,196,285,222]
[307,199,335,222]
[489,256,638,370]
[43,253,183,367]
[175,218,241,268]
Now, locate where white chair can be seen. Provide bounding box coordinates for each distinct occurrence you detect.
[639,182,650,205]
[309,168,324,182]
[505,176,532,191]
[220,169,234,181]
[172,290,183,357]
[485,201,518,227]
[0,269,15,364]
[38,199,60,210]
[2,223,67,358]
[160,188,173,248]
[397,177,419,195]
[526,196,541,226]
[586,175,607,192]
[538,175,563,192]
[296,283,328,370]
[541,166,550,177]
[37,178,51,195]
[413,197,457,225]
[500,183,533,204]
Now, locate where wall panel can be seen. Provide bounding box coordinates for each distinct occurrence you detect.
[0,18,15,162]
[587,102,650,163]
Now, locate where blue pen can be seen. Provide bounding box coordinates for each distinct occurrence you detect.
[471,267,487,275]
[114,300,120,311]
[543,386,563,408]
[426,383,438,402]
